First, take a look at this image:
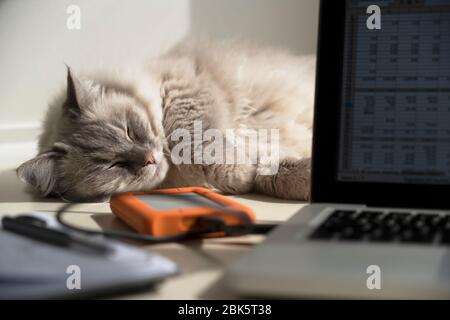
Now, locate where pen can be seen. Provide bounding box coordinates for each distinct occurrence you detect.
[1,215,113,255]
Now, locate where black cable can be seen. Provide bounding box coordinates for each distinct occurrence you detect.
[56,203,209,243]
[55,202,276,244]
[251,223,278,234]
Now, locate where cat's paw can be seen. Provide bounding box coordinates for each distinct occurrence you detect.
[255,157,311,200]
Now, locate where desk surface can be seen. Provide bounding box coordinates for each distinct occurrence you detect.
[0,166,306,299]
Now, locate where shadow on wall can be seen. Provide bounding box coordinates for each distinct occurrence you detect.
[189,0,319,55]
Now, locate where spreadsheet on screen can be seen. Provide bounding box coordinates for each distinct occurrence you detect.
[338,0,450,184]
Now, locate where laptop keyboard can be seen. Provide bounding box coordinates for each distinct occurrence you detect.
[310,210,450,245]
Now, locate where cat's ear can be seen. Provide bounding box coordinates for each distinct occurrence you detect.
[16,151,61,196]
[65,66,98,115]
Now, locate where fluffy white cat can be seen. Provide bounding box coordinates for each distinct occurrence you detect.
[17,39,315,201]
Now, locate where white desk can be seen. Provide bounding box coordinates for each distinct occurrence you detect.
[0,166,306,299]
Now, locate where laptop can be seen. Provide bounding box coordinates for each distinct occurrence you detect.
[225,0,450,299]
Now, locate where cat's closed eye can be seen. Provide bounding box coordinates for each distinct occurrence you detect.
[108,161,127,169]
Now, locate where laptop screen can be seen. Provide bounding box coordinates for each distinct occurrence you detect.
[337,0,450,185]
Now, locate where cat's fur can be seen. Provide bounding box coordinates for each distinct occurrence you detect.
[17,39,315,202]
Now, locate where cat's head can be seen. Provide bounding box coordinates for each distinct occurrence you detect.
[17,68,169,202]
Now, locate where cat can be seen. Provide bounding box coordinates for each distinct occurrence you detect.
[17,39,315,202]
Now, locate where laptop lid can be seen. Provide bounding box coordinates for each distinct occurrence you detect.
[311,0,450,209]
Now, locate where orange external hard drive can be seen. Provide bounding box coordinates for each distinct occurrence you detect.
[110,187,256,237]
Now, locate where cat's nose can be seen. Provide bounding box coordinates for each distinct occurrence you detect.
[144,152,155,166]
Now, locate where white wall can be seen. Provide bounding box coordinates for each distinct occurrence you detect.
[0,0,319,131]
[0,0,190,129]
[190,0,319,55]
